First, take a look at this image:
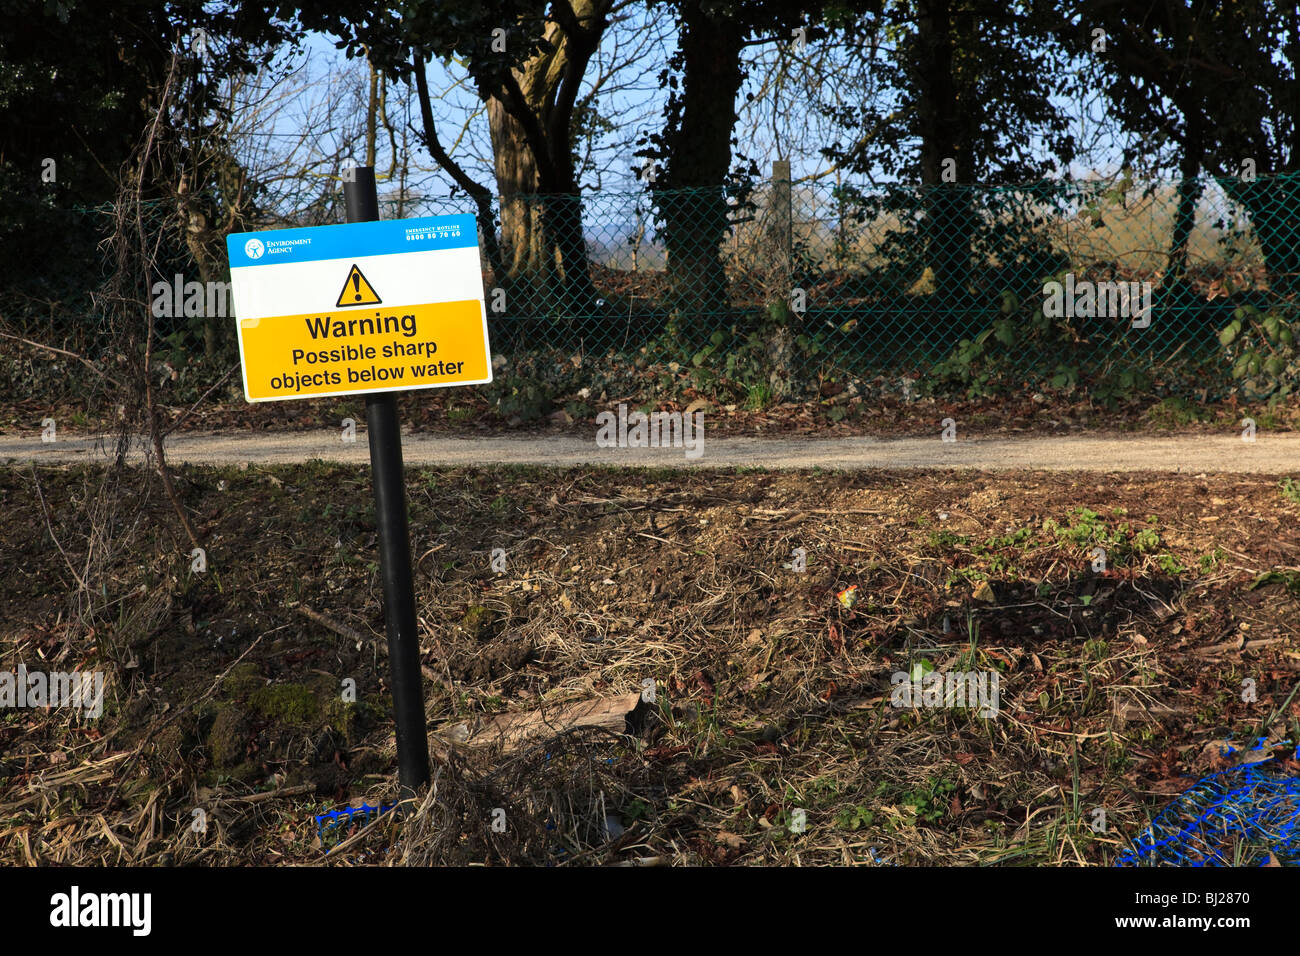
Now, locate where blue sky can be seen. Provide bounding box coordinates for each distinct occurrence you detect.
[229,15,1231,261]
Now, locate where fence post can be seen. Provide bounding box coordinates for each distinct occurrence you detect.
[772,160,793,294]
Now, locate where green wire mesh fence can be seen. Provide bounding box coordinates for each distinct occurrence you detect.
[422,171,1299,404]
[7,171,1299,406]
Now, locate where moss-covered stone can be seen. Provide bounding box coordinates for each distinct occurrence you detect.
[149,724,189,771]
[207,704,250,768]
[461,604,499,641]
[248,683,319,725]
[201,760,262,787]
[321,697,360,746]
[220,661,265,700]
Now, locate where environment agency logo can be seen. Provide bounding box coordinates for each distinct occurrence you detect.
[244,237,265,259]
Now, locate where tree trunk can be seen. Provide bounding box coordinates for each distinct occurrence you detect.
[914,0,971,295]
[486,6,603,321]
[488,96,548,312]
[1226,177,1300,300]
[176,176,220,362]
[655,0,746,321]
[545,185,597,315]
[1167,131,1203,289]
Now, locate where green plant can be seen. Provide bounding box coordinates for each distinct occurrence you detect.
[1047,507,1106,547]
[1082,637,1109,660]
[909,658,936,682]
[1146,396,1211,428]
[1157,553,1186,575]
[486,375,553,422]
[688,328,730,370]
[651,304,825,406]
[1248,569,1300,596]
[1132,528,1161,553]
[744,381,773,410]
[928,530,970,550]
[835,805,876,831]
[897,777,957,826]
[978,527,1034,551]
[1198,549,1225,572]
[1218,302,1300,400]
[931,280,1148,403]
[621,797,652,822]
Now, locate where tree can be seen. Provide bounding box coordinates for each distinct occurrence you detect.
[820,0,1078,295]
[1060,1,1233,290]
[297,0,617,316]
[636,0,828,320]
[1063,0,1299,297]
[0,1,291,362]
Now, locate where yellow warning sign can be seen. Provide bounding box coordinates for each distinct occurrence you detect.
[335,264,382,307]
[237,300,489,401]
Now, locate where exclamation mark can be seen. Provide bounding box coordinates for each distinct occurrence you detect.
[352,273,361,301]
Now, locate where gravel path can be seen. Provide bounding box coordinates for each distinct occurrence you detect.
[2,430,1297,473]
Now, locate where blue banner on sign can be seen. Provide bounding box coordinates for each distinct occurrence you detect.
[226,214,478,268]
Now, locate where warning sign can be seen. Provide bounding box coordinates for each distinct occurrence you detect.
[225,215,492,402]
[336,264,382,307]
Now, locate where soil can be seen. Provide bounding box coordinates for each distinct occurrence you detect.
[3,462,1300,865]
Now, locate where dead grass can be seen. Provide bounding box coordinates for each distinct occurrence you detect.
[3,463,1300,865]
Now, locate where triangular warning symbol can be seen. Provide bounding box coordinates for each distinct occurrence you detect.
[335,264,382,308]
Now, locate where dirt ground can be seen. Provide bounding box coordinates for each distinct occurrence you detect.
[3,462,1300,865]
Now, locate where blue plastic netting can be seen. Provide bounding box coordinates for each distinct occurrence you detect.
[315,802,395,846]
[1117,741,1300,867]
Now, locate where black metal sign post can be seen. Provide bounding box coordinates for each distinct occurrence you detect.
[343,166,430,799]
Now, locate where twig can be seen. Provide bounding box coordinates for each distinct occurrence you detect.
[636,531,686,549]
[29,463,88,592]
[213,783,317,806]
[296,605,369,643]
[161,362,239,438]
[1260,676,1300,735]
[0,331,124,389]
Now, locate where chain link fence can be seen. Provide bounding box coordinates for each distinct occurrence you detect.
[7,170,1298,407]
[433,169,1300,404]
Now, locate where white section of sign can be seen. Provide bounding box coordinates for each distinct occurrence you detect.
[229,246,484,320]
